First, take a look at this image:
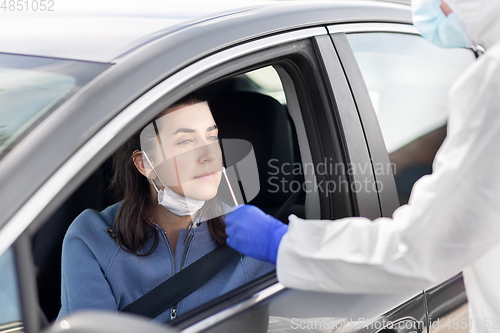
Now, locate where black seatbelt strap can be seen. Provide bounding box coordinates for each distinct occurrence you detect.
[122,188,300,319]
[273,187,302,221]
[121,246,238,318]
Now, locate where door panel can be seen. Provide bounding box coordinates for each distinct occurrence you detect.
[426,275,468,333]
[198,287,424,333]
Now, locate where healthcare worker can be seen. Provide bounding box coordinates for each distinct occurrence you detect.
[224,0,500,332]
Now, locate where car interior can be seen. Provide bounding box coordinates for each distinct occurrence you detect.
[31,66,307,324]
[389,125,447,204]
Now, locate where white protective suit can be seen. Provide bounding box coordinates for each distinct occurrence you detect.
[277,1,500,332]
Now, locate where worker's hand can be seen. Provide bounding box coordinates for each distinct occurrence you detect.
[225,205,288,264]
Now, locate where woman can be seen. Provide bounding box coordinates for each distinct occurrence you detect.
[57,93,275,322]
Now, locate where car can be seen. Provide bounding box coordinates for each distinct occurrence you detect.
[0,0,477,332]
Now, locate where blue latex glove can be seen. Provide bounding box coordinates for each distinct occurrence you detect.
[225,205,288,264]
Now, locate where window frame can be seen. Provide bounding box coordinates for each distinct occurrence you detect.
[327,22,441,217]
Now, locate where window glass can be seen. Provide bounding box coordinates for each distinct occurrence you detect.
[0,248,23,333]
[244,66,286,103]
[347,33,475,203]
[0,53,109,158]
[0,66,75,151]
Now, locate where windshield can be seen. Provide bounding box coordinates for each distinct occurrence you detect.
[0,53,109,158]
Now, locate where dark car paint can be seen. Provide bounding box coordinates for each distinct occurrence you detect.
[426,274,468,331]
[330,32,400,217]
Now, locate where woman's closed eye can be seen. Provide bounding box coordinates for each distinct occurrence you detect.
[177,138,194,145]
[177,136,217,145]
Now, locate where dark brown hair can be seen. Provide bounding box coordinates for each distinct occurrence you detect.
[110,93,227,255]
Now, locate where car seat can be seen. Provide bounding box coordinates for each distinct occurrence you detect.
[208,91,305,220]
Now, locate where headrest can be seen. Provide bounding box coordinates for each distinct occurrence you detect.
[209,91,296,207]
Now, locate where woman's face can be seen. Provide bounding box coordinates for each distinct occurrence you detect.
[142,102,223,201]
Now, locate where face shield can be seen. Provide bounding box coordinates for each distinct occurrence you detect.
[139,103,259,221]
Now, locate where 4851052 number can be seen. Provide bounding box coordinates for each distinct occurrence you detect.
[1,0,55,11]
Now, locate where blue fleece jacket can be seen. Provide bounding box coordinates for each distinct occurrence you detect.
[57,202,275,322]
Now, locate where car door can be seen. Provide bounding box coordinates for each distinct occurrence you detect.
[164,29,426,333]
[328,23,476,333]
[170,21,476,333]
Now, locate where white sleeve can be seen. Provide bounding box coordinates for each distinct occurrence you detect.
[277,48,500,294]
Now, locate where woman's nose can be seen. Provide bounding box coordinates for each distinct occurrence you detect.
[198,142,219,163]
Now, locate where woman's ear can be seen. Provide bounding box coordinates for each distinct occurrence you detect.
[132,150,157,179]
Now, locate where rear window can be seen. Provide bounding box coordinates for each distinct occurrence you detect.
[0,53,109,158]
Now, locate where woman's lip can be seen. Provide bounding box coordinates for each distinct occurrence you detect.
[194,173,215,180]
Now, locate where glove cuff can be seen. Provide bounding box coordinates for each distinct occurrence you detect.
[268,223,288,264]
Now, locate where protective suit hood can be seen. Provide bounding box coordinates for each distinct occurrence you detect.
[445,0,500,49]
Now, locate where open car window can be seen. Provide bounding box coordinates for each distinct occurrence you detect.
[35,65,309,323]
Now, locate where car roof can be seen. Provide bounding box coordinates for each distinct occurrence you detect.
[0,0,410,63]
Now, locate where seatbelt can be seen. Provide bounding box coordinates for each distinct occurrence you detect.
[122,188,302,319]
[121,246,238,319]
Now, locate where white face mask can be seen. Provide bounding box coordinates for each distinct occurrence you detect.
[142,151,205,216]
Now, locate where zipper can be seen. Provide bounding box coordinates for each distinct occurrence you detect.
[170,232,195,320]
[162,229,176,273]
[180,233,195,269]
